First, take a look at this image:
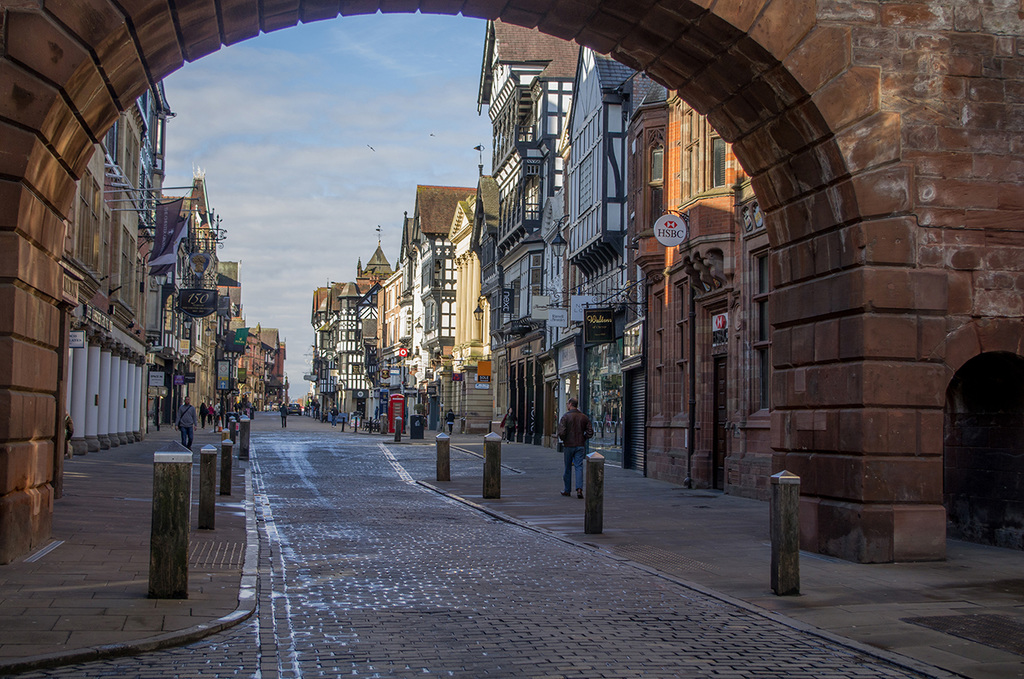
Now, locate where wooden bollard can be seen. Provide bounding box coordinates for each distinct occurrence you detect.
[220,438,233,496]
[483,432,501,499]
[394,416,403,443]
[238,416,251,460]
[229,417,238,444]
[436,433,450,482]
[149,450,192,599]
[198,445,217,530]
[771,470,801,596]
[584,452,604,534]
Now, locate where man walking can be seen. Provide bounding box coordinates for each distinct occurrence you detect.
[279,402,288,428]
[175,396,198,449]
[557,398,594,499]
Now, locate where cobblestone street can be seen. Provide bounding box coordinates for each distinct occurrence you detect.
[17,430,937,678]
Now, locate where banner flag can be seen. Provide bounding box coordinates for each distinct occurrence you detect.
[149,198,188,277]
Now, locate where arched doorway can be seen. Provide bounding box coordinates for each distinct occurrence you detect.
[3,1,1024,563]
[945,352,1024,550]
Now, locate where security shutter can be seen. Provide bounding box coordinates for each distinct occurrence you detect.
[624,369,646,472]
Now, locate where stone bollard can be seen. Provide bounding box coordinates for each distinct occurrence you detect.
[149,450,192,599]
[198,445,217,530]
[770,470,801,596]
[238,416,251,460]
[229,417,238,444]
[584,452,605,534]
[483,432,501,499]
[436,433,450,482]
[220,438,234,496]
[394,416,403,443]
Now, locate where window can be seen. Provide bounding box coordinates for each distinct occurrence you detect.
[752,253,771,411]
[711,137,727,188]
[650,147,663,184]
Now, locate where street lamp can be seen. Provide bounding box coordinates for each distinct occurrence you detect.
[550,232,567,259]
[474,302,484,323]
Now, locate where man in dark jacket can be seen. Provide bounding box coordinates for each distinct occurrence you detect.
[557,398,594,498]
[175,396,198,449]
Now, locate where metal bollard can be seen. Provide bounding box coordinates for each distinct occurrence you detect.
[584,452,605,534]
[220,438,234,496]
[149,450,192,599]
[198,445,217,530]
[483,432,501,498]
[229,417,238,444]
[394,416,403,443]
[238,416,251,460]
[436,433,450,482]
[770,470,801,596]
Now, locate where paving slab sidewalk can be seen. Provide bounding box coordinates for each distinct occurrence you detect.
[0,426,255,675]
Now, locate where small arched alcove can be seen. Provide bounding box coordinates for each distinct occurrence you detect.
[944,352,1024,550]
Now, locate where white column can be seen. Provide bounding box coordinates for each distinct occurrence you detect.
[85,341,101,451]
[107,353,121,447]
[117,356,129,444]
[136,363,145,438]
[127,360,139,441]
[97,346,112,448]
[70,342,89,455]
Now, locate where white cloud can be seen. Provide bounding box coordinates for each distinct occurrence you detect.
[164,14,492,389]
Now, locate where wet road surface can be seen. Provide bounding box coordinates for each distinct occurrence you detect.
[17,431,938,678]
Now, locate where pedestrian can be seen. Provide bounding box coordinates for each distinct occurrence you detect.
[214,402,222,428]
[175,396,198,449]
[279,402,287,428]
[446,408,455,435]
[501,407,515,442]
[199,402,208,429]
[331,405,338,427]
[557,397,594,499]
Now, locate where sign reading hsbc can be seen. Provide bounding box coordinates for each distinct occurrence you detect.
[653,213,689,247]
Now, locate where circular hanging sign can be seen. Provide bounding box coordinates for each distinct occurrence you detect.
[653,213,689,247]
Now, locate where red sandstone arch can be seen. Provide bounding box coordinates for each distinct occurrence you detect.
[3,0,1024,563]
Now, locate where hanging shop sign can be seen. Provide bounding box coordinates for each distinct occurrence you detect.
[584,307,616,344]
[178,288,219,318]
[570,295,597,322]
[452,372,464,382]
[477,360,492,383]
[653,213,689,247]
[500,287,515,314]
[547,308,568,328]
[149,371,166,388]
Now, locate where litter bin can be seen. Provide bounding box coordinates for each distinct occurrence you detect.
[410,414,425,440]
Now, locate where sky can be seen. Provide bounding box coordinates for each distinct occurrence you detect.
[163,13,495,397]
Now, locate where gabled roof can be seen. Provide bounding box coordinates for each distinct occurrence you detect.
[471,175,500,253]
[414,185,475,237]
[478,19,580,109]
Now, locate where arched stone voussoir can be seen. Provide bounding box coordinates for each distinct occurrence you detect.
[933,318,1024,378]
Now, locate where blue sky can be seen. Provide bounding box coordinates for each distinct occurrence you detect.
[163,13,495,395]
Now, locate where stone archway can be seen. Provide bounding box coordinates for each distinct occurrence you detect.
[3,1,1024,563]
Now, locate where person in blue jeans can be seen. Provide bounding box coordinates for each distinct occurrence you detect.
[175,396,198,449]
[557,398,594,499]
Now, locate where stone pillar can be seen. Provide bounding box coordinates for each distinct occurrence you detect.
[198,446,217,530]
[771,471,801,596]
[117,354,129,444]
[126,359,138,442]
[134,362,144,440]
[483,432,501,499]
[97,345,112,449]
[106,353,120,448]
[238,416,250,460]
[70,340,89,455]
[85,341,101,452]
[436,433,450,482]
[584,453,604,535]
[148,451,192,599]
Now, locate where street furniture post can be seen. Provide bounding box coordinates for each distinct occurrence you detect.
[394,416,403,443]
[238,415,251,460]
[483,432,501,499]
[436,433,450,482]
[771,470,801,596]
[220,438,234,496]
[584,452,605,534]
[198,445,217,530]
[149,450,192,599]
[229,416,237,444]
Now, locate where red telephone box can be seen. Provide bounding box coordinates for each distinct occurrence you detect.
[388,394,405,434]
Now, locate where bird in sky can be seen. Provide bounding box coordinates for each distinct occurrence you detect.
[367,144,375,152]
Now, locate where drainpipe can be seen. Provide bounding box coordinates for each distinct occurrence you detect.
[685,284,696,489]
